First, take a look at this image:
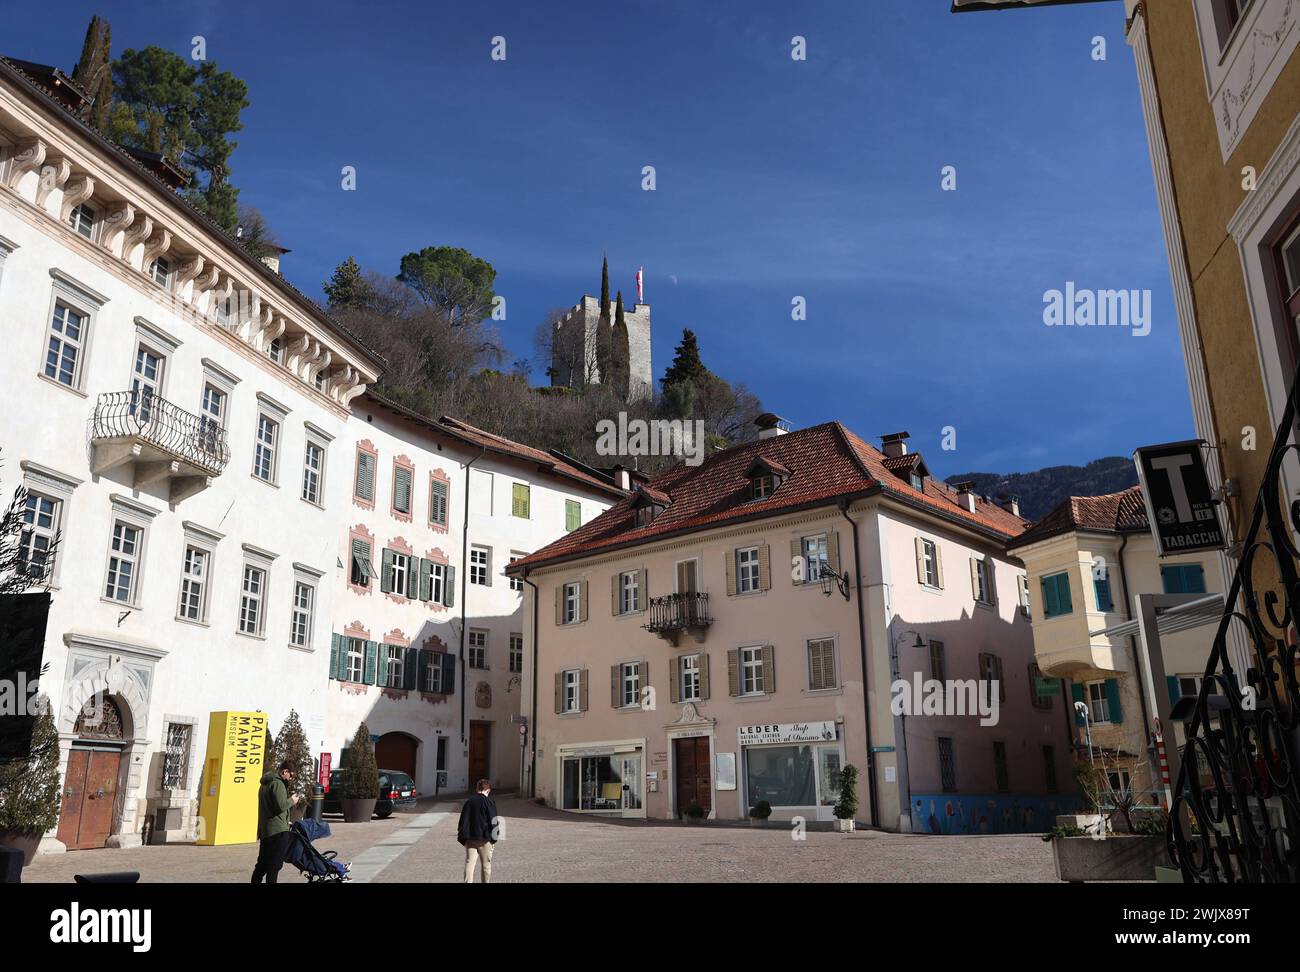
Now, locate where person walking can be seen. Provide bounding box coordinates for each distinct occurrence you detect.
[457,779,498,883]
[251,761,299,883]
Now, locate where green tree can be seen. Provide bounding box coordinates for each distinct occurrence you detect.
[595,256,613,384]
[610,290,631,400]
[833,764,859,820]
[323,256,373,309]
[661,328,711,391]
[396,246,496,326]
[0,701,61,835]
[70,15,113,130]
[267,709,314,808]
[341,722,379,800]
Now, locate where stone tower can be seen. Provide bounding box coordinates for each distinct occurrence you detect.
[550,294,652,401]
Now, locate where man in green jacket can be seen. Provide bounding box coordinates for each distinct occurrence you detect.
[251,761,299,883]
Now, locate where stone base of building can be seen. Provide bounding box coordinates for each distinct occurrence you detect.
[36,837,67,856]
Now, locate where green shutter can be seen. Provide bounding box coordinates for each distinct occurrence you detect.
[356,452,374,501]
[336,638,352,680]
[1071,683,1085,726]
[1104,678,1123,724]
[381,548,395,593]
[329,633,342,681]
[364,640,379,685]
[513,483,530,518]
[403,647,419,690]
[394,466,412,513]
[443,565,456,607]
[430,480,447,525]
[441,652,457,694]
[352,539,371,585]
[566,499,580,532]
[1167,675,1181,708]
[420,559,433,601]
[406,559,420,599]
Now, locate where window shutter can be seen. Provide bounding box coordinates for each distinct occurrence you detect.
[364,640,379,685]
[417,649,432,693]
[727,649,740,697]
[352,539,370,585]
[555,585,565,625]
[430,479,448,525]
[579,668,589,711]
[381,548,395,593]
[637,568,648,611]
[699,652,711,700]
[985,560,996,604]
[329,633,342,681]
[420,559,433,602]
[827,531,840,574]
[970,558,980,600]
[406,560,420,599]
[1104,678,1123,724]
[790,537,803,585]
[914,537,926,584]
[554,672,564,714]
[934,543,944,588]
[611,573,621,616]
[758,544,771,591]
[670,656,680,704]
[403,647,419,690]
[443,565,456,607]
[441,652,456,694]
[392,466,410,512]
[355,451,374,501]
[1071,683,1086,726]
[640,660,648,702]
[725,551,737,596]
[1166,675,1181,707]
[611,664,621,708]
[762,644,775,693]
[579,580,589,622]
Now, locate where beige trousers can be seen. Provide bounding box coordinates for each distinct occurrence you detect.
[464,839,494,883]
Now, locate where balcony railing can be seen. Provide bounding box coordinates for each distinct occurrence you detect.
[90,391,230,500]
[643,592,712,646]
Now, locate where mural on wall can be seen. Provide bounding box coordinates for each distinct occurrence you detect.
[911,794,1082,835]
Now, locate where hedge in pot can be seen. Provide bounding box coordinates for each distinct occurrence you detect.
[748,800,772,827]
[684,800,707,824]
[0,701,61,865]
[268,709,314,822]
[833,764,859,833]
[340,722,379,822]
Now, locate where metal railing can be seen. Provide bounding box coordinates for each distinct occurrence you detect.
[644,592,712,634]
[92,390,230,476]
[1168,358,1300,882]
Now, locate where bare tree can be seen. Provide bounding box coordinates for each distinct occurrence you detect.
[534,307,597,390]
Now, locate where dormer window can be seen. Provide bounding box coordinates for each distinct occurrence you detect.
[752,475,775,499]
[744,456,789,501]
[68,202,97,239]
[630,486,670,527]
[910,472,924,491]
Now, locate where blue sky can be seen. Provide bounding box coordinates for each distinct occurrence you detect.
[8,0,1191,476]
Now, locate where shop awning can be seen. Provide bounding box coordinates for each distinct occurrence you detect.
[1089,593,1225,640]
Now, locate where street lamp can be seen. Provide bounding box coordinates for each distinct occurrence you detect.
[819,565,852,601]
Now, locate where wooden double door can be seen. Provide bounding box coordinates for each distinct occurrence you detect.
[468,722,491,786]
[57,747,122,850]
[673,736,712,818]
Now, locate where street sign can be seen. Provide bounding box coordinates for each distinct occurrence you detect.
[1133,440,1225,557]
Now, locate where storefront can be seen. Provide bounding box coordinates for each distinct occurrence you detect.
[555,739,646,817]
[738,721,843,822]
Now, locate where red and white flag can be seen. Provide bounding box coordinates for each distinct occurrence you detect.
[636,266,644,304]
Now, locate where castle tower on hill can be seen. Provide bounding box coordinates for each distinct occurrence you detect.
[550,294,653,401]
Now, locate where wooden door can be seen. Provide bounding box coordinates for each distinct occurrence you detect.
[673,737,711,817]
[57,748,121,850]
[375,733,418,779]
[468,722,491,785]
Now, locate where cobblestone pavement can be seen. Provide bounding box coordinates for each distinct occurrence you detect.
[21,796,1061,883]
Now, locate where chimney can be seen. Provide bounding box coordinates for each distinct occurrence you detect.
[954,481,978,514]
[881,431,910,459]
[754,412,790,440]
[997,493,1020,518]
[612,466,632,491]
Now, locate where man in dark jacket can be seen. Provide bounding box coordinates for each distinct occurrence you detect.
[457,779,498,883]
[251,761,299,883]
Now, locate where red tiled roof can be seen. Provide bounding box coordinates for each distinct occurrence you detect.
[510,422,1029,571]
[1008,485,1148,550]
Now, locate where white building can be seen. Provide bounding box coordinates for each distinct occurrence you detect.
[324,395,623,797]
[0,58,383,852]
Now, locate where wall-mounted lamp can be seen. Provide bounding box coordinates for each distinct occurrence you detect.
[819,567,851,601]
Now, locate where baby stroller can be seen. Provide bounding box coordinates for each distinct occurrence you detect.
[285,818,350,883]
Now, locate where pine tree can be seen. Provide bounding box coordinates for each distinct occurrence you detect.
[268,709,314,807]
[0,701,61,834]
[595,255,613,384]
[661,328,711,391]
[323,256,372,309]
[341,722,379,799]
[610,290,631,400]
[70,15,113,130]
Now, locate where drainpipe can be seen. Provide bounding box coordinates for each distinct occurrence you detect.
[839,500,880,828]
[459,444,487,747]
[524,569,540,799]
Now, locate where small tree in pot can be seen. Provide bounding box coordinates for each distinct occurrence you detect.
[684,800,707,824]
[267,709,313,821]
[0,701,61,864]
[833,764,859,833]
[340,722,379,822]
[748,800,772,827]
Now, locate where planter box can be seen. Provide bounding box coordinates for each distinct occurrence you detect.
[748,817,770,828]
[836,818,855,834]
[0,831,42,867]
[1052,835,1166,883]
[342,798,376,823]
[1055,813,1108,835]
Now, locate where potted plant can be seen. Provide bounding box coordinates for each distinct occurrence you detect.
[684,800,707,824]
[833,764,859,833]
[267,709,314,822]
[340,722,379,823]
[748,800,772,827]
[1045,762,1167,882]
[0,702,61,865]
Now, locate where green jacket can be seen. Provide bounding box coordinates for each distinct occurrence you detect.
[258,771,291,839]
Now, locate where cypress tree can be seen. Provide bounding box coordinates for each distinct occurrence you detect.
[595,255,613,384]
[342,722,379,799]
[611,290,631,400]
[71,15,114,130]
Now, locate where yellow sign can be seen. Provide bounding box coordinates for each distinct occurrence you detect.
[196,711,268,846]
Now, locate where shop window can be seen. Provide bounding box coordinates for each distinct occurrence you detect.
[561,753,643,811]
[744,743,840,810]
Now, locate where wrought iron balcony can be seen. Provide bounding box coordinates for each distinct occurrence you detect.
[90,390,230,501]
[643,592,712,646]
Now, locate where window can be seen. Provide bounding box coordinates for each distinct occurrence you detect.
[429,478,448,525]
[390,551,411,597]
[509,553,524,592]
[562,581,582,624]
[1086,681,1111,724]
[177,545,210,622]
[1041,572,1073,617]
[910,472,924,491]
[993,741,1009,793]
[426,560,449,604]
[104,521,141,603]
[393,464,413,515]
[149,256,171,288]
[807,638,836,691]
[355,450,376,503]
[619,570,640,614]
[972,557,991,604]
[1029,663,1053,710]
[618,662,641,708]
[267,337,282,364]
[919,538,940,588]
[350,538,373,587]
[1043,745,1058,794]
[45,301,87,387]
[565,499,581,532]
[680,653,702,702]
[313,370,327,391]
[469,629,488,669]
[1018,574,1031,617]
[470,546,490,586]
[290,581,315,648]
[345,638,364,682]
[1093,574,1114,612]
[938,736,957,792]
[1161,564,1207,595]
[741,646,765,695]
[1212,0,1253,48]
[162,722,193,790]
[509,633,523,674]
[383,644,405,688]
[736,546,760,594]
[512,482,530,519]
[1106,769,1133,801]
[751,474,775,499]
[130,343,165,423]
[562,669,582,713]
[928,640,946,682]
[979,653,1006,702]
[18,493,59,580]
[239,564,267,636]
[802,534,828,582]
[68,202,96,238]
[302,439,325,505]
[253,414,278,483]
[201,383,226,429]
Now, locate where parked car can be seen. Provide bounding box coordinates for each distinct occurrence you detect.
[321,769,418,819]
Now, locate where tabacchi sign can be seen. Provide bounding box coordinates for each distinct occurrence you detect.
[1133,440,1225,557]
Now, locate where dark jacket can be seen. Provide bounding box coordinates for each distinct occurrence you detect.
[457,792,498,845]
[257,771,291,840]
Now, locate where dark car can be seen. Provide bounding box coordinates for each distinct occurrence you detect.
[322,769,419,819]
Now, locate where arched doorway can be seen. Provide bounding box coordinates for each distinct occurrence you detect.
[57,697,128,850]
[375,732,418,780]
